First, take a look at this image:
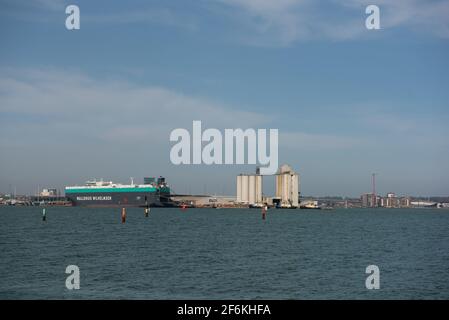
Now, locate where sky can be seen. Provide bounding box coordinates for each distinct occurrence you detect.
[0,0,448,197]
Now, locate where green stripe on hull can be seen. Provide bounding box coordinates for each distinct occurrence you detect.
[65,187,157,193]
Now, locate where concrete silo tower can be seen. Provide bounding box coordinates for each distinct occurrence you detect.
[275,164,300,208]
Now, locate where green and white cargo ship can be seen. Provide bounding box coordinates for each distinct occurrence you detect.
[65,177,172,207]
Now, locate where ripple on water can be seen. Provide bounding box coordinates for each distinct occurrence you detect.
[0,207,449,299]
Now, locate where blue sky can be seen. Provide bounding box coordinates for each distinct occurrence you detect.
[0,0,448,197]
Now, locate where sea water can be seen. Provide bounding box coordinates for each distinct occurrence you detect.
[0,207,448,299]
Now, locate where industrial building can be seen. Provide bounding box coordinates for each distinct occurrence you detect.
[274,164,299,208]
[170,194,237,208]
[236,173,263,206]
[236,164,300,208]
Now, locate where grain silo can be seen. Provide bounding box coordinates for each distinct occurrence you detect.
[248,175,256,205]
[236,172,263,206]
[275,164,300,208]
[241,174,249,204]
[255,174,262,204]
[236,174,242,203]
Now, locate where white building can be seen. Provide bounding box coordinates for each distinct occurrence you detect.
[237,164,299,208]
[275,164,299,208]
[236,174,262,205]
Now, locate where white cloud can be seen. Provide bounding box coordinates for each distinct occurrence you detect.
[215,0,449,45]
[0,68,274,193]
[0,68,278,155]
[4,1,448,44]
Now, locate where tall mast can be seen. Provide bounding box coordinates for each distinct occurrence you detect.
[372,173,376,208]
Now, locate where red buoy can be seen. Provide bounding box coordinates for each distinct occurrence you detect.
[121,208,126,223]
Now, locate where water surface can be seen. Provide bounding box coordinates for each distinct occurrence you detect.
[0,207,448,299]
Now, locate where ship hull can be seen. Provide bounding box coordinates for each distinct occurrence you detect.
[65,191,173,207]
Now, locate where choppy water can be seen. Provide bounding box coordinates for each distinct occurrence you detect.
[0,206,448,299]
